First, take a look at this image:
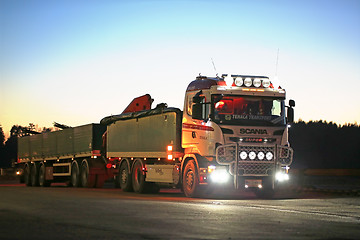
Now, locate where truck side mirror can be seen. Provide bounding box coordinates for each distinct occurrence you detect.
[192,103,203,120]
[287,107,294,123]
[289,99,295,107]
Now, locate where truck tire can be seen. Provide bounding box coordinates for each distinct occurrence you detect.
[70,161,81,187]
[119,160,133,192]
[31,162,40,187]
[132,159,147,193]
[39,162,51,187]
[80,159,96,188]
[24,163,32,186]
[182,159,203,198]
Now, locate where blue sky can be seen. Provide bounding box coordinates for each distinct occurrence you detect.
[1,0,360,136]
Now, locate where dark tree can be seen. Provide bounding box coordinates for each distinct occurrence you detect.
[0,125,6,168]
[0,125,5,146]
[289,121,360,169]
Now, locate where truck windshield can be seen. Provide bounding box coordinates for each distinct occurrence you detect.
[211,95,285,126]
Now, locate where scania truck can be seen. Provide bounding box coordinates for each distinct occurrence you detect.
[18,74,295,198]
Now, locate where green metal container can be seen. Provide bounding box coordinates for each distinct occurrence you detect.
[30,134,43,159]
[18,124,106,162]
[18,137,30,161]
[106,109,182,158]
[42,131,57,158]
[57,128,74,156]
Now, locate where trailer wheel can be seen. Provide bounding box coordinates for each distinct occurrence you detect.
[24,163,32,186]
[31,162,40,187]
[80,159,96,188]
[132,159,147,193]
[39,162,51,187]
[182,159,202,198]
[119,161,133,192]
[71,161,81,187]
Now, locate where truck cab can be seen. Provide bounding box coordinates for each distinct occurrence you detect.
[181,75,295,197]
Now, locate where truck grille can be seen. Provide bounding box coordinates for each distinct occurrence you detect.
[216,145,237,164]
[236,162,274,176]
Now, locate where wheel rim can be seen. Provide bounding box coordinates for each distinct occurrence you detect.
[121,168,127,184]
[185,169,195,191]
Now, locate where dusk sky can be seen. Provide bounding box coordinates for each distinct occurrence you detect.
[1,0,359,137]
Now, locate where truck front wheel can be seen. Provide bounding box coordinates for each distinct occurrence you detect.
[182,160,202,198]
[119,161,133,192]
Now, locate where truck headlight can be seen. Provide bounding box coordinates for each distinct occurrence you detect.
[262,79,271,88]
[244,78,252,87]
[240,151,247,160]
[266,152,273,161]
[210,169,230,183]
[253,79,261,87]
[257,151,265,160]
[249,151,256,160]
[275,172,289,182]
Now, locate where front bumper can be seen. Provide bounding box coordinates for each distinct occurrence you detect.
[215,143,293,188]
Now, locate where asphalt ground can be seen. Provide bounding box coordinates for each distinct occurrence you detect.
[1,181,360,240]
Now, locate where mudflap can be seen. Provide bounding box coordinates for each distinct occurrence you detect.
[87,159,111,188]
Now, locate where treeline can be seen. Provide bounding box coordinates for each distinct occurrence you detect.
[289,120,360,169]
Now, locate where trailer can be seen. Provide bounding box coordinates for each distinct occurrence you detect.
[18,124,110,187]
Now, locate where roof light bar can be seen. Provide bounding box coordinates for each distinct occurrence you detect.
[231,76,271,88]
